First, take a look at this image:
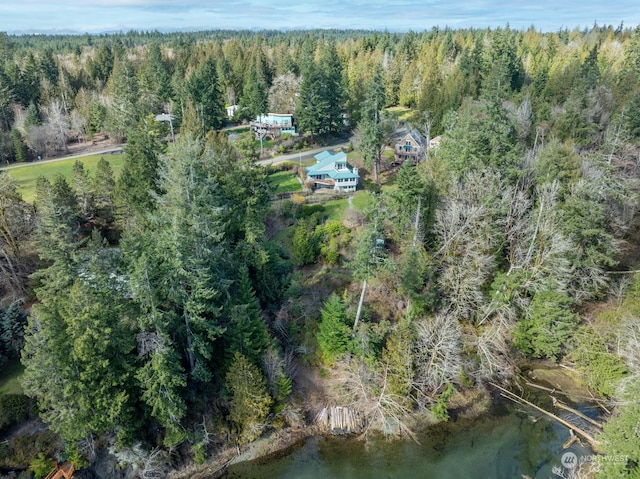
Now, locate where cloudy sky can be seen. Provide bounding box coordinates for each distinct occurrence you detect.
[1,0,638,34]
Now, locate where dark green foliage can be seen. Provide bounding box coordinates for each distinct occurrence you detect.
[33,175,81,262]
[116,116,165,222]
[554,89,594,146]
[240,65,268,120]
[568,327,627,396]
[291,220,319,266]
[92,157,116,230]
[316,293,351,365]
[398,246,435,312]
[296,204,325,219]
[187,57,225,131]
[103,56,139,141]
[358,67,386,181]
[24,102,40,128]
[436,97,522,183]
[296,43,345,137]
[29,453,55,479]
[380,318,414,405]
[0,301,28,357]
[533,139,581,190]
[317,220,350,265]
[513,290,577,361]
[87,43,113,84]
[249,241,292,309]
[0,131,14,164]
[226,352,273,443]
[0,430,59,470]
[11,128,27,163]
[350,198,387,281]
[0,73,15,132]
[0,394,29,431]
[481,27,523,93]
[559,180,618,301]
[138,42,172,111]
[387,162,437,245]
[3,25,640,458]
[72,160,94,221]
[623,89,640,139]
[136,347,187,447]
[431,383,455,421]
[224,266,272,364]
[21,238,139,444]
[597,380,640,478]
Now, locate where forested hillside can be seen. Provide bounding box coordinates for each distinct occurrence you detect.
[0,25,639,478]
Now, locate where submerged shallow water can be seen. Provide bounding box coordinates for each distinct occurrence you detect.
[223,394,600,479]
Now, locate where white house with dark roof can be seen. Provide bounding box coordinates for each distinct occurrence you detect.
[305,150,359,192]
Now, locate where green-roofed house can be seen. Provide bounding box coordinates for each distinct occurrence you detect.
[304,150,359,192]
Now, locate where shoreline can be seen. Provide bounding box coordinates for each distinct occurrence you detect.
[166,387,492,479]
[166,364,603,478]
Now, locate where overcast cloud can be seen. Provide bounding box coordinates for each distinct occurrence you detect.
[0,0,637,34]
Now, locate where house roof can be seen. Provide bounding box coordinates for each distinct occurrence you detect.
[306,150,358,180]
[405,129,428,148]
[313,150,334,162]
[307,151,348,174]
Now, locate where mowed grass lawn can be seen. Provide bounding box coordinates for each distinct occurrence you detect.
[3,153,125,203]
[268,170,302,195]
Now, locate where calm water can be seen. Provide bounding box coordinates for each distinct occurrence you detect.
[223,396,598,479]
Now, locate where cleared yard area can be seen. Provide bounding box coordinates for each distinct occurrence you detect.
[4,154,125,203]
[268,170,303,195]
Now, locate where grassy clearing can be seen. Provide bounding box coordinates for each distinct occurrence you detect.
[323,198,349,222]
[268,170,302,195]
[4,154,125,203]
[0,360,24,395]
[351,191,372,212]
[386,105,414,122]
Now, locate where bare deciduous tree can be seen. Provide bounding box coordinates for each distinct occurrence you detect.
[473,317,515,383]
[0,173,35,301]
[42,98,71,152]
[434,171,505,321]
[268,73,301,114]
[25,100,71,157]
[70,109,89,143]
[332,356,416,440]
[413,314,463,404]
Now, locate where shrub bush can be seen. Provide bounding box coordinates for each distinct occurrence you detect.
[0,394,29,431]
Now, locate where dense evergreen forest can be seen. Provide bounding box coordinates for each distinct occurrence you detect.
[0,25,640,478]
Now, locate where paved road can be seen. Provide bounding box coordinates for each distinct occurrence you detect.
[0,137,351,171]
[0,146,124,171]
[257,141,351,167]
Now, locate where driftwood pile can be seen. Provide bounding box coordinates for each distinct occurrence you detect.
[316,406,363,433]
